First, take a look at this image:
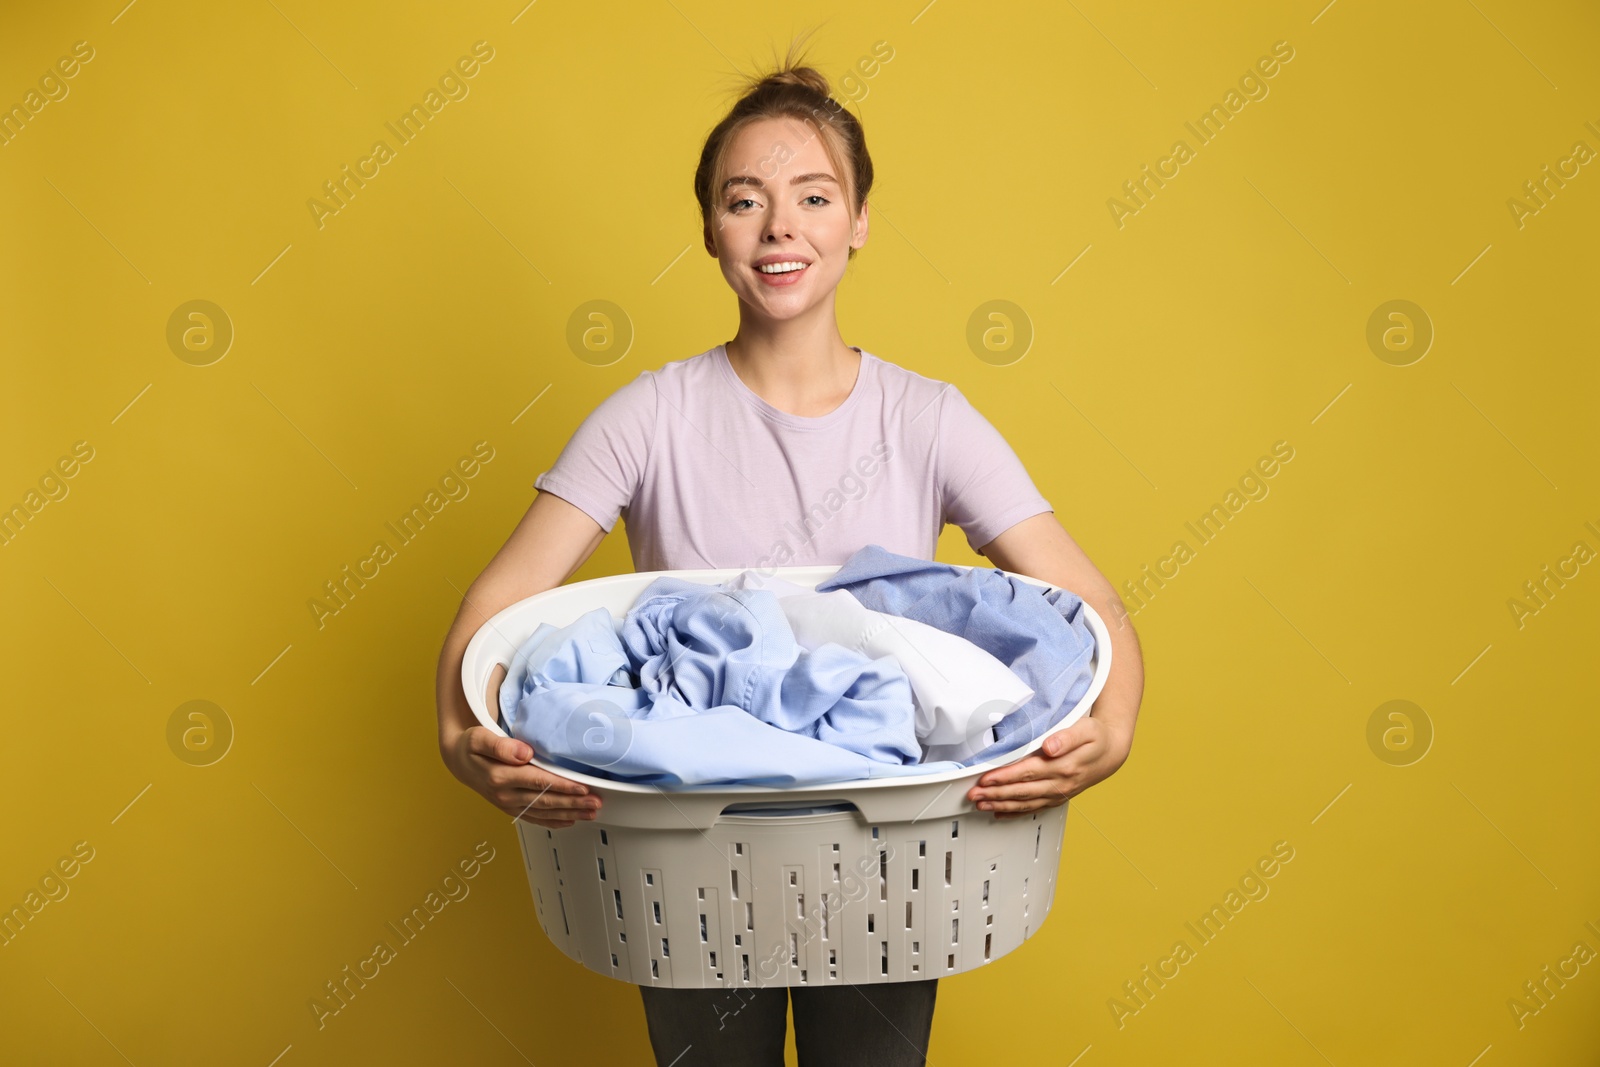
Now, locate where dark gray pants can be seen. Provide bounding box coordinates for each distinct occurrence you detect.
[639,978,939,1066]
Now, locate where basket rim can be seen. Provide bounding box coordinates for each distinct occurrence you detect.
[462,562,1113,798]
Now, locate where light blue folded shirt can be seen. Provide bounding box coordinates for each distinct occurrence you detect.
[814,545,1098,765]
[498,579,966,787]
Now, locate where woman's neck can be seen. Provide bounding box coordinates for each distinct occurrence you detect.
[724,322,861,419]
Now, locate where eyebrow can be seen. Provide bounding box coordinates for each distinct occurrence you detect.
[722,172,838,193]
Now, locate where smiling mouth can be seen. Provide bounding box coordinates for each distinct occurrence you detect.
[754,262,809,285]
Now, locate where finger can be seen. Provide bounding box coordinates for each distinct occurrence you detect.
[982,796,1050,815]
[510,804,587,827]
[974,755,1049,790]
[505,785,601,818]
[982,792,1067,814]
[507,787,595,819]
[1039,722,1099,760]
[975,779,1067,805]
[479,751,591,798]
[470,727,536,768]
[489,769,602,816]
[505,766,592,797]
[975,739,1103,797]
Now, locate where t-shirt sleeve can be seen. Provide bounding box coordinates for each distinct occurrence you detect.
[532,373,657,533]
[936,385,1053,553]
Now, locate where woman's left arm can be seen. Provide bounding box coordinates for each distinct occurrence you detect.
[966,512,1146,818]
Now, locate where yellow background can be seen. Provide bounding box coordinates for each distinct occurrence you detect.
[3,0,1598,1063]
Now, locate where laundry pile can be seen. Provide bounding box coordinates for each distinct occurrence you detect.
[496,544,1098,788]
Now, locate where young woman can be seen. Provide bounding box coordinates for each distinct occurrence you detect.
[435,55,1145,1067]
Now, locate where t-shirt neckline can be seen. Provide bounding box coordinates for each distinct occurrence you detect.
[714,342,874,430]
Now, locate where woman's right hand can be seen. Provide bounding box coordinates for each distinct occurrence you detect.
[433,490,611,829]
[446,726,602,829]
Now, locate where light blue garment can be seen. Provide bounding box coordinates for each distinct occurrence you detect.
[621,577,926,764]
[502,605,632,693]
[814,545,1098,766]
[497,582,966,787]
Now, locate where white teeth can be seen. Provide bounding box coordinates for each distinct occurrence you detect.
[757,262,808,274]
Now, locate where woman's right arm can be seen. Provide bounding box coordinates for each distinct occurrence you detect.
[434,489,610,829]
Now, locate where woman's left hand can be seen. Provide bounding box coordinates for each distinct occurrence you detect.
[966,712,1132,819]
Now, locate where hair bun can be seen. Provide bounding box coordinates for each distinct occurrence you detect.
[760,65,834,100]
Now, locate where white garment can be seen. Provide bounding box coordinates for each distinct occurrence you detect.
[721,570,1034,760]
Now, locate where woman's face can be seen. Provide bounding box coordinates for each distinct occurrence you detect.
[705,115,869,323]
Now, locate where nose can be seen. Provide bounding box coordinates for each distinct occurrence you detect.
[762,203,794,243]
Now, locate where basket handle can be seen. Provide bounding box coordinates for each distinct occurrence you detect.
[587,777,978,831]
[719,799,859,818]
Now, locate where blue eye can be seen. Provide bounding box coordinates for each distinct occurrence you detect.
[804,195,829,206]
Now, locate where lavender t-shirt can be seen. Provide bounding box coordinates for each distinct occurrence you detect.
[533,343,1053,573]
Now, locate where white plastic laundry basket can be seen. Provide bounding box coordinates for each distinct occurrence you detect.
[461,564,1112,989]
